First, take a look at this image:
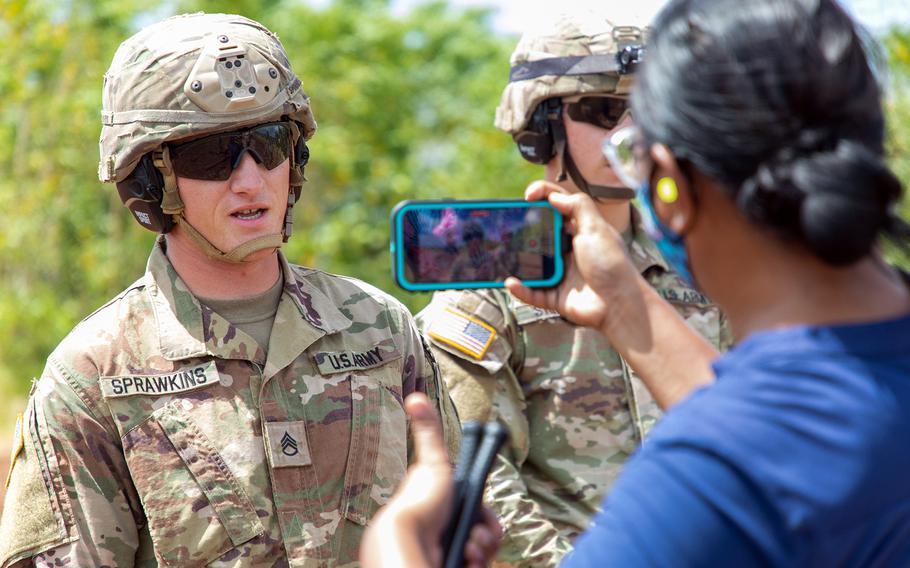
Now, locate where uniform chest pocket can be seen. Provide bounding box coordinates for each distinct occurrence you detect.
[123,402,264,567]
[342,370,407,526]
[271,354,407,564]
[309,344,408,522]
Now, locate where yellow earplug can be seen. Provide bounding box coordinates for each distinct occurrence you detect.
[656,177,679,203]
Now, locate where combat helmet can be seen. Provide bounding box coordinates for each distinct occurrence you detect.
[99,12,317,262]
[496,13,646,200]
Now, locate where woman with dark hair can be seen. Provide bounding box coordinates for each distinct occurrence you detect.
[361,0,910,565]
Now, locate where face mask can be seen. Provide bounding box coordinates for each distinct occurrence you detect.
[636,179,696,286]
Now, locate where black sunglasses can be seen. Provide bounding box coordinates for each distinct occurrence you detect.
[565,96,630,131]
[169,122,292,181]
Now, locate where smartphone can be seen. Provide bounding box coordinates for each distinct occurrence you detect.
[390,199,566,292]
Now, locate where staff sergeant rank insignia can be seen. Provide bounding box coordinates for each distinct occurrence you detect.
[99,362,220,398]
[265,421,311,467]
[280,432,299,456]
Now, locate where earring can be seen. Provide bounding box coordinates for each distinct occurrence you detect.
[656,177,679,203]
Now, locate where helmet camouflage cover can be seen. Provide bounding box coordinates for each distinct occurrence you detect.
[495,13,647,135]
[99,12,316,183]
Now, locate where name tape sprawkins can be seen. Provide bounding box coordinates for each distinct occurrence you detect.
[100,361,220,398]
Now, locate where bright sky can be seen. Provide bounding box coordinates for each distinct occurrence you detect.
[389,0,910,35]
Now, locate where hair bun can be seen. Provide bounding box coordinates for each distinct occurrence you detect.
[796,140,901,265]
[736,160,802,231]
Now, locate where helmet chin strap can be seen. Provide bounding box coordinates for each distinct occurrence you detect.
[562,148,635,200]
[155,147,285,264]
[551,117,636,200]
[172,215,283,263]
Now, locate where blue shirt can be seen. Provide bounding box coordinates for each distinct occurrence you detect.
[565,312,910,567]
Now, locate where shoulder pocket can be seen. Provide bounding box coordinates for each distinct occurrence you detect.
[123,402,263,567]
[0,398,76,567]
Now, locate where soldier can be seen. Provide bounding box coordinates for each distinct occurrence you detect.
[0,13,458,567]
[416,13,732,567]
[451,221,497,283]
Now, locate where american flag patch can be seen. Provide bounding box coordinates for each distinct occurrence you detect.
[428,308,496,360]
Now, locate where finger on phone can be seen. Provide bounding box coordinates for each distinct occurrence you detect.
[549,192,617,242]
[504,277,531,303]
[506,277,555,312]
[523,180,564,202]
[464,532,497,568]
[525,186,590,225]
[479,506,502,543]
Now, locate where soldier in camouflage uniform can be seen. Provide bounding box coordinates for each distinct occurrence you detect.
[416,13,732,567]
[0,13,459,568]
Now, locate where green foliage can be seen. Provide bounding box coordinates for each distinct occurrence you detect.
[884,28,910,77]
[883,28,910,270]
[0,0,535,398]
[0,0,159,398]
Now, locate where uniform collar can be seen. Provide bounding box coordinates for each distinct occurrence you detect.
[624,206,670,276]
[265,253,351,378]
[145,240,350,366]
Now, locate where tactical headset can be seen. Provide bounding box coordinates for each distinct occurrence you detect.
[513,98,565,166]
[116,122,310,235]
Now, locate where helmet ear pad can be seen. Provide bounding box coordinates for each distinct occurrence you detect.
[514,129,553,165]
[295,137,310,168]
[514,99,562,165]
[291,131,310,202]
[116,154,174,233]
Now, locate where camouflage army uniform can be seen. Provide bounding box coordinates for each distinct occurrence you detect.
[417,209,732,566]
[0,242,459,567]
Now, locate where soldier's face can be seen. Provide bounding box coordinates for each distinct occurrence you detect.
[176,152,290,259]
[545,106,633,194]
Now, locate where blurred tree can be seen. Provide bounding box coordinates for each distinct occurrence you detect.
[0,0,159,398]
[884,27,910,269]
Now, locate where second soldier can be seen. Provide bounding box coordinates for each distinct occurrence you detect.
[417,12,732,567]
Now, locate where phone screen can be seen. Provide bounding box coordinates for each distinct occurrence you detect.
[391,200,565,291]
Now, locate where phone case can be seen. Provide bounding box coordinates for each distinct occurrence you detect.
[390,199,566,292]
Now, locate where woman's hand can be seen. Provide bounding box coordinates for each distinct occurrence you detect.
[509,181,719,409]
[507,181,640,334]
[361,393,501,567]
